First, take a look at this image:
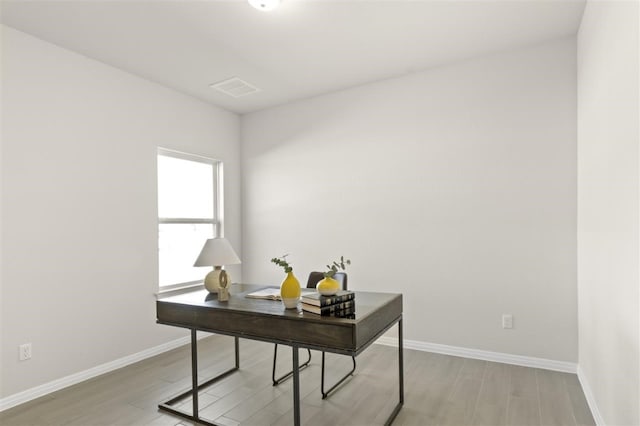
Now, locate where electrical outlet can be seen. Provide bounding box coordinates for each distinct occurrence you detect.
[19,343,32,361]
[502,314,513,329]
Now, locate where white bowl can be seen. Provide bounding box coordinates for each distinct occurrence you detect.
[317,287,338,296]
[282,297,299,309]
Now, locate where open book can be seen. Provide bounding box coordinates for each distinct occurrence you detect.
[246,288,315,301]
[246,288,282,300]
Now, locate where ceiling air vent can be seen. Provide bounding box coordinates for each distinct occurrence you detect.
[209,77,260,98]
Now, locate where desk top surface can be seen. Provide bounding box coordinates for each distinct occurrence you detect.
[157,284,402,353]
[157,283,400,324]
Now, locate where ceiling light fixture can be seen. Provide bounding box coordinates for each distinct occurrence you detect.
[248,0,280,12]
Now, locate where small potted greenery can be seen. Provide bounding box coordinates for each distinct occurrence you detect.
[271,254,301,309]
[316,256,351,296]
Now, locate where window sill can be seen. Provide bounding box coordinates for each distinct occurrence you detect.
[156,282,205,298]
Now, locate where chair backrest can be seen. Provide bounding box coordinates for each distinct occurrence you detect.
[306,271,348,290]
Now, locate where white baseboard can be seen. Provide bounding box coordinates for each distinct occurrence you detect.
[0,333,588,415]
[0,334,199,412]
[577,365,605,425]
[375,336,577,373]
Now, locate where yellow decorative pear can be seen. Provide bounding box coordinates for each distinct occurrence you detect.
[316,256,351,296]
[280,271,301,309]
[316,276,340,296]
[271,254,301,309]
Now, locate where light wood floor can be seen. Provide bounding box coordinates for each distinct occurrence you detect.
[1,335,595,426]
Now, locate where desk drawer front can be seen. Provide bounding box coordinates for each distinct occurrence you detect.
[157,303,355,351]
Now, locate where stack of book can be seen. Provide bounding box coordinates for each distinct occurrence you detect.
[301,290,355,317]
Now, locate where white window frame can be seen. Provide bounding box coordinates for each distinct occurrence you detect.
[157,147,223,292]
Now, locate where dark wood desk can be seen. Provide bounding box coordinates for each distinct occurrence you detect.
[156,283,404,425]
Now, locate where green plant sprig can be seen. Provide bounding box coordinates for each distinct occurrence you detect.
[271,254,293,273]
[324,256,351,278]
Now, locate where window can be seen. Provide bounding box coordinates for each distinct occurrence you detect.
[157,148,222,289]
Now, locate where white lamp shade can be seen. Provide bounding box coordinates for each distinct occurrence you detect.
[248,0,280,11]
[194,238,241,267]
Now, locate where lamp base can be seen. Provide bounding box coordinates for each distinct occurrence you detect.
[204,268,232,293]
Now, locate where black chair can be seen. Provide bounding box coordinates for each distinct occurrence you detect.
[271,271,356,399]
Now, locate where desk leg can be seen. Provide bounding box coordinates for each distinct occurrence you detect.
[399,318,404,404]
[292,345,301,426]
[235,336,240,368]
[384,317,404,426]
[159,331,239,426]
[191,329,199,420]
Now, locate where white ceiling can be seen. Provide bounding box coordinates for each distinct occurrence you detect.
[0,0,586,114]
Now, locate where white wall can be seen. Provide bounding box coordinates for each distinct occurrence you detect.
[0,26,241,398]
[242,38,578,362]
[577,1,640,424]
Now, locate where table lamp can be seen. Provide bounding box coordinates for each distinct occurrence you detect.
[194,238,241,295]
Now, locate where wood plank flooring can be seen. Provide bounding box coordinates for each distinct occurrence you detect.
[0,335,595,426]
